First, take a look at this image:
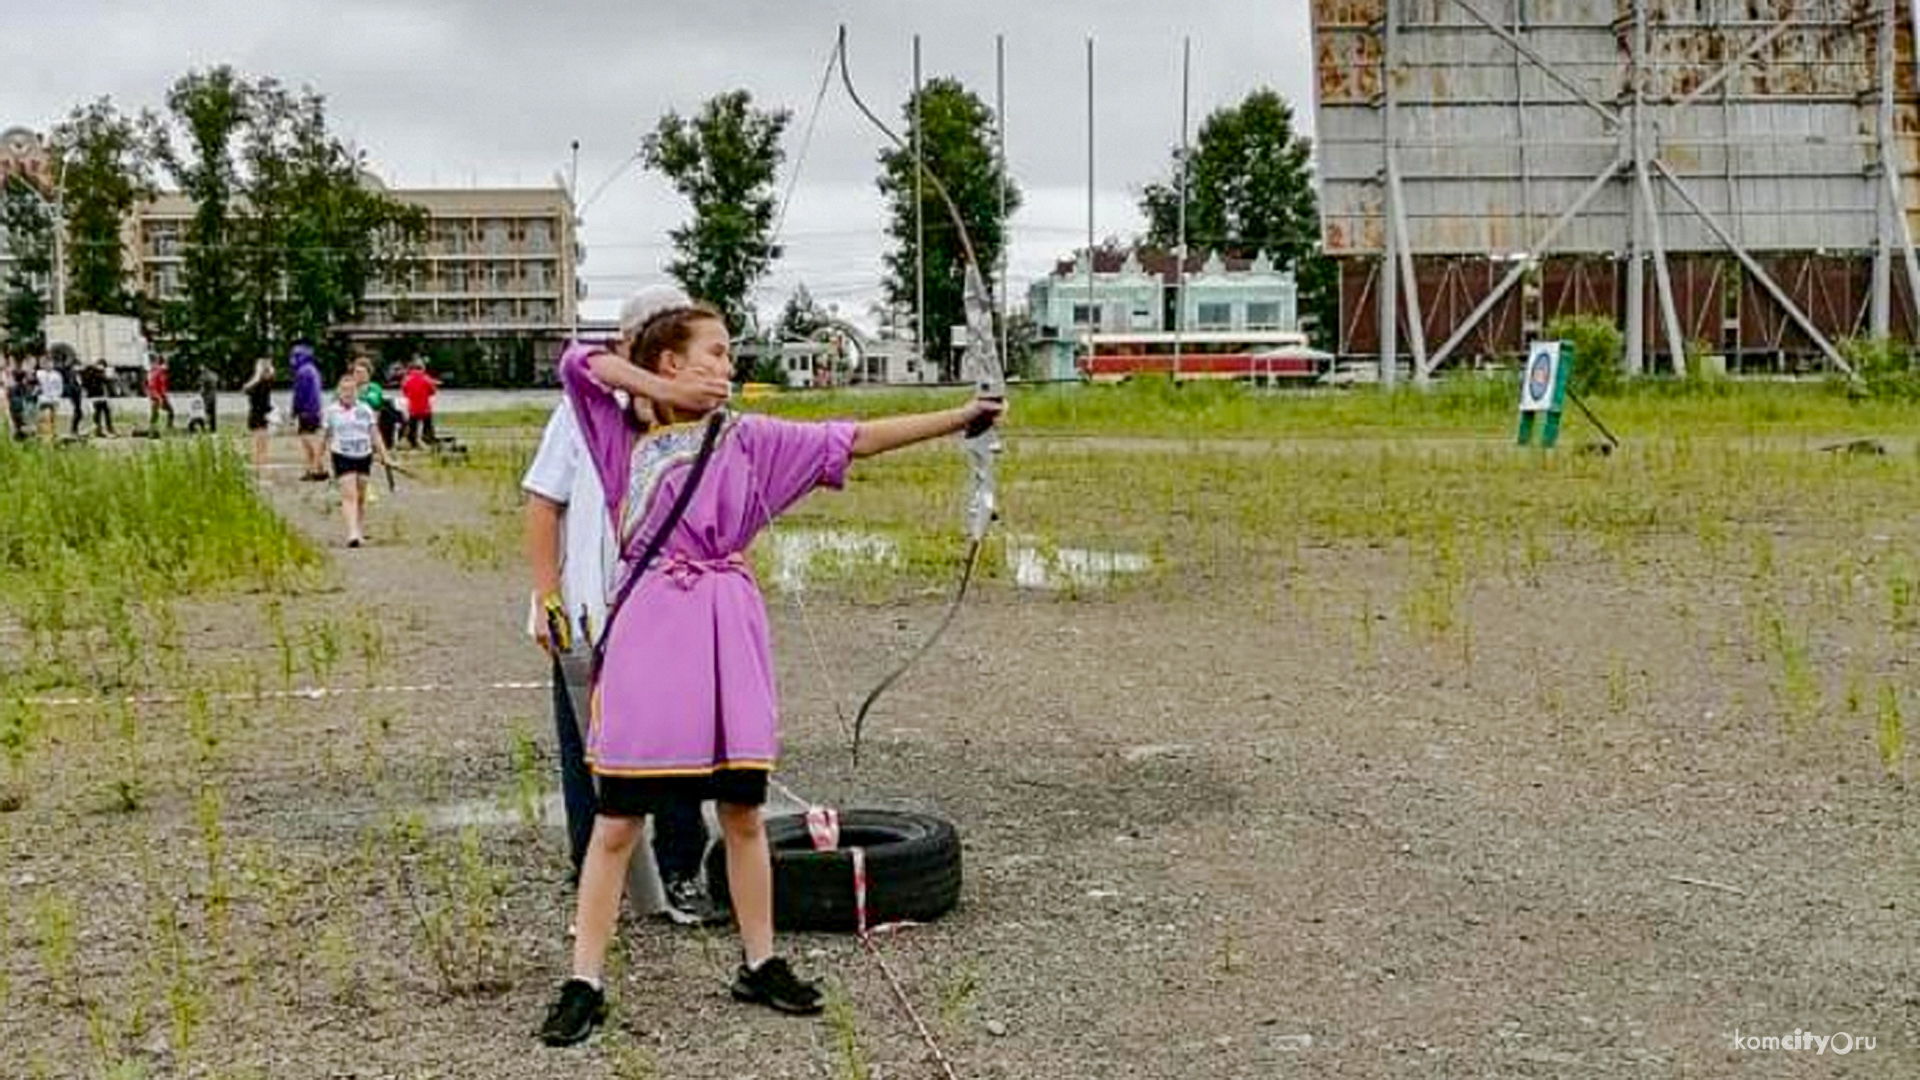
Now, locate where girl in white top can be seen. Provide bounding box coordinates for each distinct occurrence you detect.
[322,374,388,548]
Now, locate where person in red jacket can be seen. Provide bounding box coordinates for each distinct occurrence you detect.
[146,356,175,433]
[400,358,439,449]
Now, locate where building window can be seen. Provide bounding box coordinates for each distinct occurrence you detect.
[527,220,554,252]
[489,300,515,324]
[483,219,509,253]
[526,262,551,292]
[441,264,467,293]
[526,300,554,324]
[1196,302,1233,329]
[1131,305,1155,330]
[1071,303,1101,327]
[1246,301,1281,330]
[436,222,467,255]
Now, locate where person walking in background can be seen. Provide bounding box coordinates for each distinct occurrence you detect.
[323,373,387,548]
[243,357,273,477]
[291,341,327,480]
[401,357,439,449]
[82,360,114,438]
[352,356,401,450]
[146,355,175,434]
[197,365,219,434]
[5,358,32,440]
[59,355,82,437]
[34,357,62,440]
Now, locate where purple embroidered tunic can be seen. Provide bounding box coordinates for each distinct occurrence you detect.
[558,342,856,778]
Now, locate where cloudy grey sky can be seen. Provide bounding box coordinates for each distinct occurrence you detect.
[2,0,1313,327]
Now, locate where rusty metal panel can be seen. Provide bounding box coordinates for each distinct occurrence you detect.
[1314,0,1916,259]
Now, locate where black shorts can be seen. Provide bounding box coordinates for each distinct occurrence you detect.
[331,453,372,476]
[594,769,768,818]
[247,411,270,432]
[297,415,321,435]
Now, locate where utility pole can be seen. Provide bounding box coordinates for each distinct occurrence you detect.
[996,33,1009,373]
[567,139,580,337]
[914,34,927,376]
[1174,36,1190,382]
[1086,34,1097,371]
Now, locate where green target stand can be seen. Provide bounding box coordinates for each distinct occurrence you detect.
[1516,340,1572,448]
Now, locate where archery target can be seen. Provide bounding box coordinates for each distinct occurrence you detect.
[1519,341,1561,413]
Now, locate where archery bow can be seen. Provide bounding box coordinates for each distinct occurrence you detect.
[834,26,1006,764]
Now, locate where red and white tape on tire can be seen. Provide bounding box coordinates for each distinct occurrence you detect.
[804,804,959,1080]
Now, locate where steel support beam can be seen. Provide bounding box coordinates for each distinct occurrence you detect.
[1389,165,1430,382]
[1653,159,1851,375]
[1379,0,1400,387]
[1875,0,1895,338]
[1431,154,1628,369]
[1634,0,1687,375]
[1637,160,1689,374]
[1446,0,1620,128]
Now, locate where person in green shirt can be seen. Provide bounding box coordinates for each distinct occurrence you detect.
[352,357,400,450]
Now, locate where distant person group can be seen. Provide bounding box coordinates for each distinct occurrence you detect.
[4,352,120,441]
[5,342,440,451]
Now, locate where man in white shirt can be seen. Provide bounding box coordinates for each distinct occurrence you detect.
[34,360,62,440]
[524,284,732,924]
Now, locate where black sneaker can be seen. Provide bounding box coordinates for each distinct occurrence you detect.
[731,957,824,1016]
[538,978,607,1046]
[659,876,727,927]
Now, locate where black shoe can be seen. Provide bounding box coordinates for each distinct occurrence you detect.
[659,876,727,927]
[731,957,823,1016]
[538,978,607,1046]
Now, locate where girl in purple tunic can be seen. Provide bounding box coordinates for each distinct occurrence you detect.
[539,301,1003,1045]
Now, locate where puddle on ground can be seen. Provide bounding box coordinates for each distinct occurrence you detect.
[429,792,563,829]
[766,529,901,592]
[1007,543,1152,591]
[422,783,807,832]
[763,528,1150,593]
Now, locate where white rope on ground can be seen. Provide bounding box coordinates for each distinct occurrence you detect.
[26,680,552,708]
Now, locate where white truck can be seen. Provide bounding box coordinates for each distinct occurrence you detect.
[44,313,151,394]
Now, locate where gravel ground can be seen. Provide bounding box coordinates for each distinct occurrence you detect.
[1,434,1915,1079]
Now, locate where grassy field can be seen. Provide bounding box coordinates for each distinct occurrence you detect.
[454,376,1920,440]
[0,385,1914,1075]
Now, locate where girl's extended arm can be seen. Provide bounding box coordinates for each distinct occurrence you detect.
[850,399,1002,459]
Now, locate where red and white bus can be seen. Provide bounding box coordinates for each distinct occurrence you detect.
[1078,330,1332,383]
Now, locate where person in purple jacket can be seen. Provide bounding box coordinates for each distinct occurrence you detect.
[536,300,1003,1046]
[290,341,327,480]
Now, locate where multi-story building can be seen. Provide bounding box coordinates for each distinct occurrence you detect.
[1026,249,1303,380]
[0,124,579,371]
[135,178,579,355]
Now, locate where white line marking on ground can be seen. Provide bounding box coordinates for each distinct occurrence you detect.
[26,680,552,708]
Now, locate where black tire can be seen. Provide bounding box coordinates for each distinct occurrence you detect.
[706,810,962,933]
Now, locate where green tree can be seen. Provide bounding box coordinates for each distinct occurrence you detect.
[2,175,54,353]
[50,98,154,315]
[156,66,250,381]
[1543,314,1624,396]
[1139,88,1333,347]
[777,283,828,340]
[149,71,424,382]
[238,79,423,358]
[878,77,1019,381]
[642,91,790,333]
